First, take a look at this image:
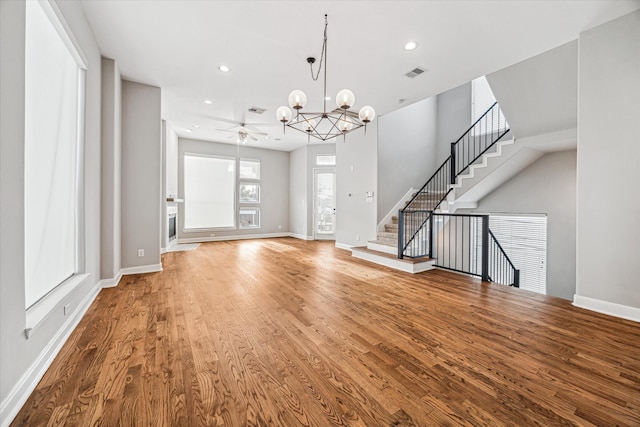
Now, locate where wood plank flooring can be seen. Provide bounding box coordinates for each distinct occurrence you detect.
[11,238,640,426]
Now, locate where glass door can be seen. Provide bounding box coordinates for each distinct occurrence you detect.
[314,169,336,240]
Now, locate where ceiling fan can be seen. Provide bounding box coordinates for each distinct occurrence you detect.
[216,122,267,143]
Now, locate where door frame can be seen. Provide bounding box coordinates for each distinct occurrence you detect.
[313,167,336,241]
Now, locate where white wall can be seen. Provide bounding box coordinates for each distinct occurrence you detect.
[576,10,640,318]
[1,0,103,418]
[471,150,577,300]
[377,97,438,222]
[336,124,378,247]
[100,57,121,280]
[178,138,290,240]
[121,80,162,269]
[487,41,578,139]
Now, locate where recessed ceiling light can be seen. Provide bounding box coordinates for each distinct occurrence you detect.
[204,99,213,104]
[218,65,230,72]
[324,96,331,101]
[403,41,419,51]
[192,124,200,129]
[264,135,269,140]
[184,129,192,133]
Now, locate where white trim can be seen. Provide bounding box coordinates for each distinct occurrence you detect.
[334,242,354,251]
[25,273,91,338]
[573,294,640,323]
[351,248,434,274]
[98,271,123,289]
[178,232,290,244]
[378,187,415,232]
[289,233,314,241]
[119,263,163,276]
[1,281,102,427]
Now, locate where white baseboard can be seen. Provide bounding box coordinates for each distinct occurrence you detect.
[178,232,290,244]
[573,294,640,323]
[334,242,354,251]
[289,233,314,241]
[119,263,163,276]
[0,281,102,427]
[98,270,123,288]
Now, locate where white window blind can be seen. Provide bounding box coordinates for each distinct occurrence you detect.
[184,154,235,229]
[471,76,508,133]
[24,0,84,308]
[239,159,260,180]
[489,215,547,294]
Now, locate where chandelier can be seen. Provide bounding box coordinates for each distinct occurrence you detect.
[276,15,376,142]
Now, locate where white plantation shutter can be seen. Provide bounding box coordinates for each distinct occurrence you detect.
[489,215,547,294]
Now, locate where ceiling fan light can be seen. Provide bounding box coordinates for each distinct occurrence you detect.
[336,89,355,109]
[358,105,376,123]
[276,106,293,123]
[288,90,307,110]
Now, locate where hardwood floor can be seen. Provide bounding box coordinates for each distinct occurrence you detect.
[12,238,640,426]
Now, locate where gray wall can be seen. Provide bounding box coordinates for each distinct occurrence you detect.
[336,123,378,247]
[178,138,290,240]
[1,0,103,406]
[470,150,577,300]
[487,41,578,139]
[576,11,640,310]
[100,57,122,279]
[436,82,472,164]
[121,80,162,268]
[377,97,437,222]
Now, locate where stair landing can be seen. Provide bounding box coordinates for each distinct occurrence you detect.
[351,247,434,274]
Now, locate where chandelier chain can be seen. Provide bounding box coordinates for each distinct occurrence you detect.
[309,15,328,82]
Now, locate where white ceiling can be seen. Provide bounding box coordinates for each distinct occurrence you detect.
[81,0,640,151]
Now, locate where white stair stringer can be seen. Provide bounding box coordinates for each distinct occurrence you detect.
[447,138,544,212]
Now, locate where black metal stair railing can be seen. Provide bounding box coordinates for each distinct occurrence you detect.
[399,101,510,259]
[424,212,520,287]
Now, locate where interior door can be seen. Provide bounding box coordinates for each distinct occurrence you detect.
[314,168,336,240]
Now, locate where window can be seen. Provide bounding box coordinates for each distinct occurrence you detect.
[239,208,260,229]
[184,154,235,229]
[471,76,508,134]
[316,155,336,166]
[239,159,260,180]
[239,183,260,203]
[24,0,86,310]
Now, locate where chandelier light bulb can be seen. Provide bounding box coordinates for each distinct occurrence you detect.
[288,90,307,110]
[336,89,355,109]
[276,106,293,123]
[305,118,317,132]
[340,119,354,132]
[358,106,376,123]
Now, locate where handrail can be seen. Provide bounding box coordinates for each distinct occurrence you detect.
[454,101,499,145]
[488,229,520,287]
[398,101,510,260]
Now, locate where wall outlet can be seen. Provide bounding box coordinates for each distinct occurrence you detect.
[278,225,282,230]
[210,233,216,237]
[137,249,144,257]
[63,303,70,316]
[356,234,360,241]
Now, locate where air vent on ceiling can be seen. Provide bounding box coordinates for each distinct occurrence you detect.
[405,67,427,78]
[248,106,267,114]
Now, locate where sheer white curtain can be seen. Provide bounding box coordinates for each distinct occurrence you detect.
[24,1,82,308]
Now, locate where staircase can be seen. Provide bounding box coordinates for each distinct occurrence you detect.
[352,101,520,286]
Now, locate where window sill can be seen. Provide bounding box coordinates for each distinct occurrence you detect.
[25,273,91,339]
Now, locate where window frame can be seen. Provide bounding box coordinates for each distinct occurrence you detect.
[239,182,261,203]
[239,207,261,229]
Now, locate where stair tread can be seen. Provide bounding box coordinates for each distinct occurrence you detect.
[351,246,433,264]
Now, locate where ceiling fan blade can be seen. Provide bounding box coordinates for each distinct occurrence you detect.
[249,134,258,141]
[244,124,269,134]
[216,128,237,133]
[206,115,241,125]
